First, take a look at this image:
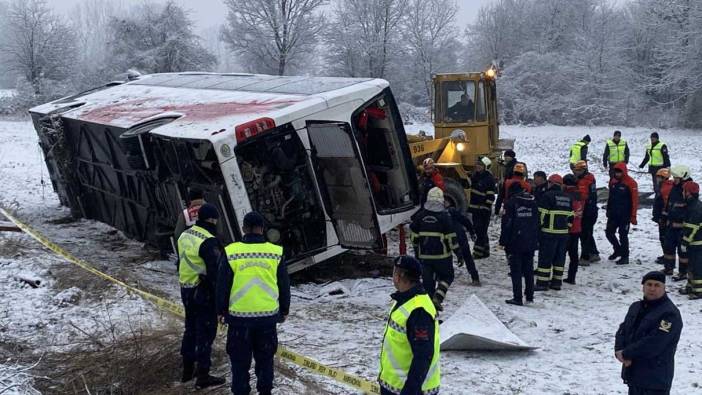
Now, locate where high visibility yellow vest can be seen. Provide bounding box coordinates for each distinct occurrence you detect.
[177,225,214,287]
[569,141,587,164]
[379,294,440,395]
[225,241,283,318]
[607,139,627,163]
[647,141,665,166]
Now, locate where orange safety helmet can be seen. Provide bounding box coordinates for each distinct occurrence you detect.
[548,174,563,185]
[656,168,670,178]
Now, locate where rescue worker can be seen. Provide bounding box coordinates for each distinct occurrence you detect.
[606,163,639,265]
[574,160,600,263]
[378,256,440,395]
[535,174,573,291]
[615,271,682,394]
[652,168,674,264]
[447,204,480,285]
[217,211,291,395]
[419,158,445,207]
[469,156,496,260]
[569,135,591,170]
[682,181,702,299]
[174,189,206,244]
[532,171,548,202]
[501,149,517,180]
[662,165,692,279]
[500,182,539,306]
[603,130,630,178]
[177,203,226,388]
[495,162,531,216]
[410,187,459,311]
[447,93,474,122]
[639,132,671,195]
[563,174,584,284]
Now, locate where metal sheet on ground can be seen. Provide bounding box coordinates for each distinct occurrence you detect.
[440,294,536,351]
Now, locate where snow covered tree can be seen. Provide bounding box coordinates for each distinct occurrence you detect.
[0,0,76,96]
[108,1,216,74]
[220,0,326,75]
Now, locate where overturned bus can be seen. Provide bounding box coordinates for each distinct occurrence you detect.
[29,73,420,272]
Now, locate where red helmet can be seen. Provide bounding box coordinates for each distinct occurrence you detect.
[683,181,700,196]
[548,174,563,185]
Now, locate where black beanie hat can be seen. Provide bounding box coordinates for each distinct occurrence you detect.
[641,271,666,284]
[583,135,591,142]
[651,132,659,139]
[198,203,219,221]
[243,211,265,229]
[504,149,516,158]
[394,255,422,278]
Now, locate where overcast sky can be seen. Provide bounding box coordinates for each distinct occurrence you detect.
[52,0,495,33]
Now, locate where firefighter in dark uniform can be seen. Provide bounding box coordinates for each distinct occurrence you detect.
[410,187,459,311]
[378,256,440,395]
[535,174,573,291]
[615,271,682,395]
[177,203,226,388]
[469,156,496,260]
[419,158,445,207]
[532,171,548,202]
[574,160,600,263]
[653,168,674,264]
[500,182,539,306]
[639,132,671,195]
[447,206,480,285]
[495,162,531,216]
[663,165,692,280]
[217,211,291,395]
[681,181,702,299]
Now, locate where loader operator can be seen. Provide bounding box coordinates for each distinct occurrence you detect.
[217,211,290,395]
[177,203,226,389]
[447,93,474,122]
[378,256,440,395]
[410,187,459,311]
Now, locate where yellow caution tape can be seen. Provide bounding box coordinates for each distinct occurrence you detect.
[0,208,380,394]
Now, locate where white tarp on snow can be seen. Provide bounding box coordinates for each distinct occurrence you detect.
[440,294,536,351]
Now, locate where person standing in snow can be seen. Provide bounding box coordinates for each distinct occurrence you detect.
[574,160,600,263]
[569,135,591,170]
[535,174,573,291]
[653,168,674,264]
[177,203,226,389]
[563,174,584,285]
[603,130,630,178]
[606,163,639,265]
[500,182,539,306]
[410,187,459,311]
[378,256,440,395]
[469,156,496,260]
[446,204,480,286]
[174,188,206,246]
[615,271,682,395]
[217,211,290,395]
[662,166,692,280]
[532,171,548,202]
[639,132,671,195]
[680,181,702,299]
[419,158,445,208]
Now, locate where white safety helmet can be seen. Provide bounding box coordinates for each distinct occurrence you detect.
[478,156,492,169]
[426,187,444,203]
[671,165,690,180]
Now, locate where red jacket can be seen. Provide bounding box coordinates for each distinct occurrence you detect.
[565,185,584,234]
[660,179,674,209]
[609,163,639,225]
[504,176,532,201]
[430,170,445,191]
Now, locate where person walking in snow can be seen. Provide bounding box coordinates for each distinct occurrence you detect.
[574,160,600,263]
[469,156,496,260]
[535,174,573,291]
[639,132,671,195]
[605,163,639,265]
[681,181,702,299]
[615,271,682,395]
[569,134,591,170]
[653,168,674,264]
[662,166,692,280]
[446,204,480,286]
[410,187,459,311]
[603,130,630,178]
[378,256,440,395]
[563,174,584,285]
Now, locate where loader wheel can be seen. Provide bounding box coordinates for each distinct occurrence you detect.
[443,178,468,213]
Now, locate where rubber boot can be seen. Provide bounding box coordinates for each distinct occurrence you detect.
[195,373,225,389]
[181,361,195,383]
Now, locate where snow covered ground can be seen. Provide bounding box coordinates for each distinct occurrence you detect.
[1,118,701,394]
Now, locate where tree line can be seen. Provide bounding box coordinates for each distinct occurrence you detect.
[0,0,700,128]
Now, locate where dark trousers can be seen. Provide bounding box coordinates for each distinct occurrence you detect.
[459,242,480,281]
[628,386,669,395]
[580,215,599,259]
[689,247,702,295]
[536,235,568,287]
[658,222,668,254]
[471,210,491,257]
[227,324,278,395]
[421,258,455,297]
[508,251,535,302]
[181,287,217,372]
[649,167,663,195]
[663,227,687,273]
[605,218,630,258]
[567,233,580,281]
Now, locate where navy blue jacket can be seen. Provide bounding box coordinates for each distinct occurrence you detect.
[216,234,291,327]
[666,180,692,224]
[615,294,682,390]
[607,181,633,223]
[387,284,435,395]
[410,209,458,263]
[499,191,539,253]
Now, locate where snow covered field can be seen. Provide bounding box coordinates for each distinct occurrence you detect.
[1,118,701,394]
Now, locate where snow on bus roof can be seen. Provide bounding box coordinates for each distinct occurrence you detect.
[29,73,382,133]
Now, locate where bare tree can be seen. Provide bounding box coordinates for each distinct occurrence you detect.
[220,0,326,75]
[0,0,76,96]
